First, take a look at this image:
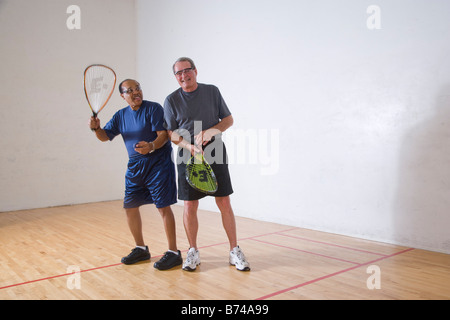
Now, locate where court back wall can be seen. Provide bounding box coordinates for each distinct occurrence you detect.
[136,0,450,254]
[1,0,449,255]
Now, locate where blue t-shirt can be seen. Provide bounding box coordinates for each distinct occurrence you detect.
[103,100,171,158]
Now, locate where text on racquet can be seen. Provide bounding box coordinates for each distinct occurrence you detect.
[185,153,218,194]
[84,64,116,124]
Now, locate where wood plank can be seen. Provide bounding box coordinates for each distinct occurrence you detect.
[0,201,449,300]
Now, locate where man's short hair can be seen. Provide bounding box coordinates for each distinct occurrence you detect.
[118,79,139,94]
[172,57,196,74]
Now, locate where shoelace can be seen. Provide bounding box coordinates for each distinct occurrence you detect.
[159,253,169,262]
[159,252,175,262]
[233,249,247,263]
[185,250,197,263]
[131,247,143,254]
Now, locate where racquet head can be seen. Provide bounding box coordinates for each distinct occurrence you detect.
[185,153,218,194]
[84,64,117,118]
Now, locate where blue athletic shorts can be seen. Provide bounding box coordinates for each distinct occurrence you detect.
[123,148,177,209]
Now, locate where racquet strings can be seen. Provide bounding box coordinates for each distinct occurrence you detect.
[186,153,218,194]
[84,65,116,117]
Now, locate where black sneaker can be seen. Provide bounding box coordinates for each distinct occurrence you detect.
[121,246,151,265]
[153,250,183,270]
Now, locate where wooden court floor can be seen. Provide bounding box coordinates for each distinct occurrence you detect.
[0,200,449,300]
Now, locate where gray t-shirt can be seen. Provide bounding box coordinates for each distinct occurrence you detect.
[163,83,232,144]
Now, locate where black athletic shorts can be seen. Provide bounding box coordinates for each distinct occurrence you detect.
[176,138,233,201]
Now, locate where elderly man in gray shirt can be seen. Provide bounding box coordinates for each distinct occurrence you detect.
[164,57,250,272]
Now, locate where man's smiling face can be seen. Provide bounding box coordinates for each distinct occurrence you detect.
[120,80,143,110]
[174,61,198,92]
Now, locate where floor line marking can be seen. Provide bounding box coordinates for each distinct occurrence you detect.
[0,229,295,290]
[276,232,388,256]
[255,247,415,300]
[249,238,361,265]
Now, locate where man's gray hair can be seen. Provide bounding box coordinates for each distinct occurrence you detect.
[172,57,196,74]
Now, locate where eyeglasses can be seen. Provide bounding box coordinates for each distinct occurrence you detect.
[174,67,195,77]
[122,86,141,94]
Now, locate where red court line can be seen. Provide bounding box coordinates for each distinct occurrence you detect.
[250,238,361,265]
[0,262,122,290]
[0,229,296,291]
[0,255,161,291]
[0,226,408,293]
[255,247,415,300]
[240,228,389,257]
[275,232,388,256]
[238,227,298,242]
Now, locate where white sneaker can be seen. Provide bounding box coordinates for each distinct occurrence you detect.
[183,247,201,271]
[229,246,250,271]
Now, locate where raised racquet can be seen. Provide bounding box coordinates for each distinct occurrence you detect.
[84,64,116,120]
[186,152,218,194]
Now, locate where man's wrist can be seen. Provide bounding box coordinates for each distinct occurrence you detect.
[148,142,155,153]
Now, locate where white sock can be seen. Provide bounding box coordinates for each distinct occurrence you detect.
[136,246,147,250]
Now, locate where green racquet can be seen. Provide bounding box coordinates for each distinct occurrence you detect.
[185,153,218,194]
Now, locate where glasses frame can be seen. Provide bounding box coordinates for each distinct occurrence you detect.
[122,85,142,95]
[174,67,195,77]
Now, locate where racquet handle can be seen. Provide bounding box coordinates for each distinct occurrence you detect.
[91,112,99,131]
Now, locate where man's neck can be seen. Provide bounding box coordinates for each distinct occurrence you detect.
[183,82,199,93]
[130,103,142,111]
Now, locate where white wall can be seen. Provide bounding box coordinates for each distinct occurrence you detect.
[1,0,449,254]
[0,0,136,211]
[137,0,450,253]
